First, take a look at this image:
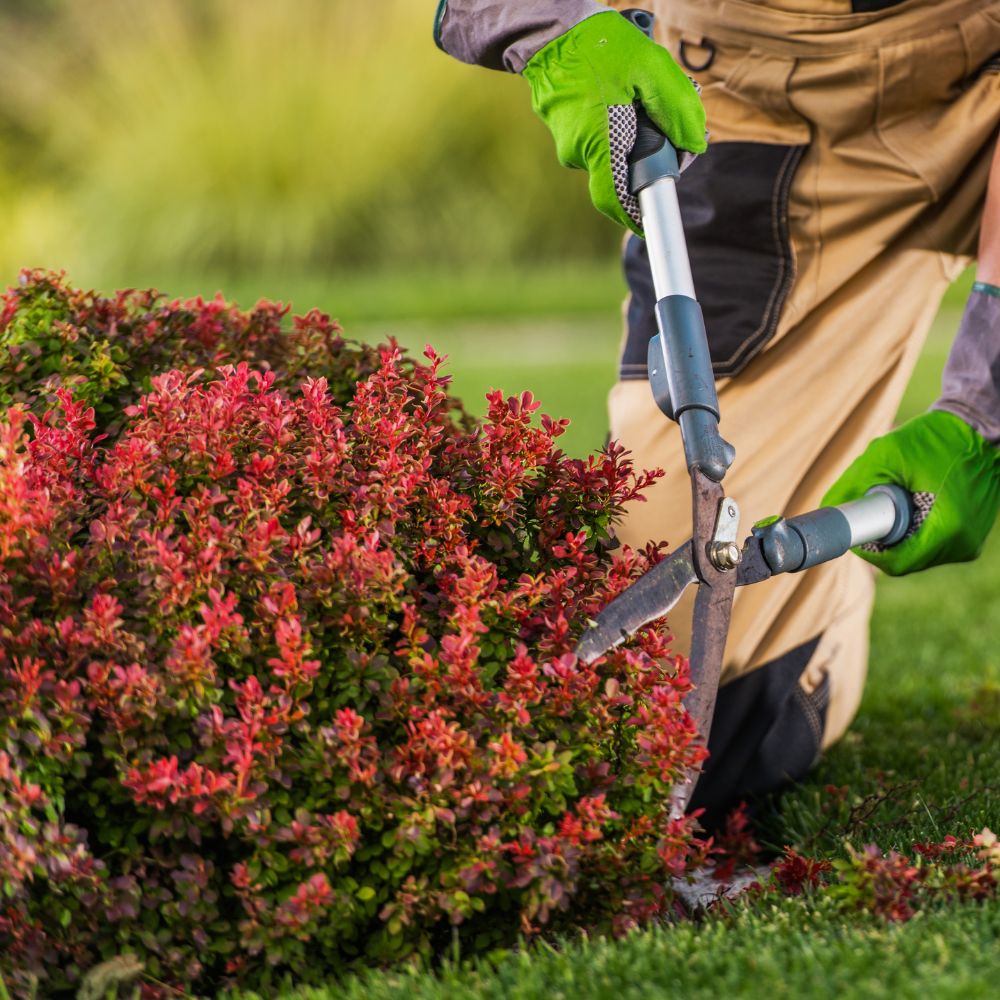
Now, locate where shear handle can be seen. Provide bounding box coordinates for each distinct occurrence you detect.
[754,485,913,575]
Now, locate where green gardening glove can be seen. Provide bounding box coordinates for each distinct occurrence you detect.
[821,410,1000,576]
[522,11,707,236]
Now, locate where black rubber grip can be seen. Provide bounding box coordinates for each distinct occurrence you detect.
[621,8,655,38]
[630,103,668,165]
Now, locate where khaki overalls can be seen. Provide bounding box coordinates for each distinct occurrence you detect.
[607,0,1000,819]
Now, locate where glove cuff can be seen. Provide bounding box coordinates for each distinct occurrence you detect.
[434,0,608,73]
[932,282,1000,446]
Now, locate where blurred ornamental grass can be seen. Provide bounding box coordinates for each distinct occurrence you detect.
[0,0,612,290]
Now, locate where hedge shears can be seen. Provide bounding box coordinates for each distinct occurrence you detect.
[575,9,914,819]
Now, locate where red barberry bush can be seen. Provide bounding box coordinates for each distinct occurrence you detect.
[0,272,705,996]
[0,269,387,433]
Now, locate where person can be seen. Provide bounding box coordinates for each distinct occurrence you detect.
[433,0,1000,828]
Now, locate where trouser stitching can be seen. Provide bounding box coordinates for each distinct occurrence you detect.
[793,683,824,753]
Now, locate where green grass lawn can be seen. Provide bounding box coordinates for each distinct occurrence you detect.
[225,268,1000,999]
[277,901,1000,1000]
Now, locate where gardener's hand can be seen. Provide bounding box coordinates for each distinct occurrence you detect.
[522,11,706,235]
[822,411,1000,576]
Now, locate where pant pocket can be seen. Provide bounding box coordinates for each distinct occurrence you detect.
[959,9,1000,81]
[877,22,992,199]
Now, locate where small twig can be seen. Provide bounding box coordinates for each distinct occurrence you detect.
[804,779,919,850]
[934,783,1000,830]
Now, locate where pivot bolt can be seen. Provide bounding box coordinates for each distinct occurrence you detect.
[710,541,741,571]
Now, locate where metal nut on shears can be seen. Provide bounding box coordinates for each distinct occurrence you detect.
[709,540,741,571]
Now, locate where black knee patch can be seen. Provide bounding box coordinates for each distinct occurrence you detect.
[619,141,806,380]
[689,635,828,832]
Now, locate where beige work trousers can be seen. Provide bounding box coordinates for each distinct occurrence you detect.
[609,0,1000,749]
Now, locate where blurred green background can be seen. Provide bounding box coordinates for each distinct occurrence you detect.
[0,0,968,457]
[0,0,616,290]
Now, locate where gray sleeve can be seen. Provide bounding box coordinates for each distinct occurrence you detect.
[434,0,610,73]
[932,284,1000,444]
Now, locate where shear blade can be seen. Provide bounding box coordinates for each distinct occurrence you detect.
[575,540,696,664]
